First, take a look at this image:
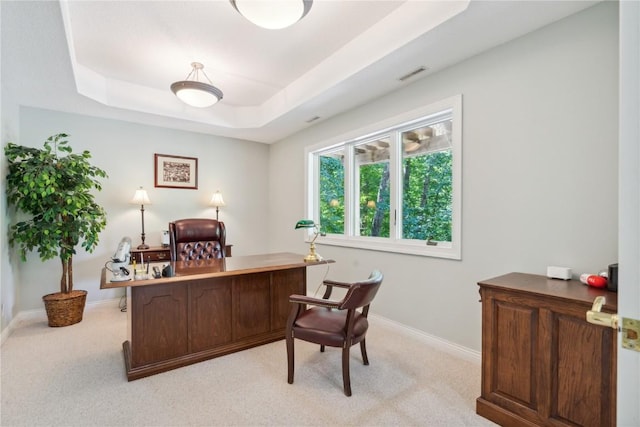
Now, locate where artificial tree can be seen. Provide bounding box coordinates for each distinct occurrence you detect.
[4,133,108,326]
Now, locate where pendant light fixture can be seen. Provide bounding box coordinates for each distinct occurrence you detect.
[171,62,223,108]
[230,0,313,30]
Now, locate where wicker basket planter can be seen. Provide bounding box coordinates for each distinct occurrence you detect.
[42,290,87,327]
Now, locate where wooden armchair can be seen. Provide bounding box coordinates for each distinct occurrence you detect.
[286,270,383,396]
[168,218,226,261]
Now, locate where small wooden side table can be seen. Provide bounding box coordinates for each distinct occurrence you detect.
[130,244,233,263]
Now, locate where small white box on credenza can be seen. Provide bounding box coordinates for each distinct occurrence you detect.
[547,266,572,280]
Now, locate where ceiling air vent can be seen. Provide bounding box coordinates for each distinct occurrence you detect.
[398,66,429,82]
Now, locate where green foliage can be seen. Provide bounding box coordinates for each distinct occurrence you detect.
[359,162,389,237]
[402,151,452,241]
[4,133,108,293]
[318,149,452,242]
[319,155,344,234]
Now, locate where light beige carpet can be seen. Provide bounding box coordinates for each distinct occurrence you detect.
[1,302,496,426]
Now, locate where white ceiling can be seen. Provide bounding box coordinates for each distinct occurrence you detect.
[2,0,599,144]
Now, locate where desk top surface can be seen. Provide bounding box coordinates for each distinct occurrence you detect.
[100,252,333,289]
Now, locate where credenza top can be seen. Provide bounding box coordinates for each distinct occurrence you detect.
[478,272,617,311]
[100,252,334,289]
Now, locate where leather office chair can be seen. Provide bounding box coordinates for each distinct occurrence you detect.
[169,218,226,261]
[286,270,383,396]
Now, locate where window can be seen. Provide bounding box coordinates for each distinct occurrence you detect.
[306,95,462,259]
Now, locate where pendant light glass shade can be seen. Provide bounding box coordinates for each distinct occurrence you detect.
[230,0,313,30]
[171,62,223,108]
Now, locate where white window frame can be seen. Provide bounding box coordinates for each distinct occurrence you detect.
[304,94,462,260]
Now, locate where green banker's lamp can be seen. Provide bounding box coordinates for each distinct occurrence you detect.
[295,219,321,262]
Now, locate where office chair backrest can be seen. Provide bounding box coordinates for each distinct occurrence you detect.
[169,218,226,261]
[339,270,383,310]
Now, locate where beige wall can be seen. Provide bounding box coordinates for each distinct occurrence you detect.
[1,3,620,354]
[269,2,619,352]
[8,108,269,315]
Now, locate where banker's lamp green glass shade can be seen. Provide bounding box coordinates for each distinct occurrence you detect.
[295,219,316,229]
[295,219,320,262]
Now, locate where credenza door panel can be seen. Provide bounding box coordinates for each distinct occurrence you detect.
[552,313,616,426]
[492,301,537,409]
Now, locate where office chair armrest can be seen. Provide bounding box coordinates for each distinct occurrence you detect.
[321,279,353,299]
[289,294,341,309]
[323,279,352,289]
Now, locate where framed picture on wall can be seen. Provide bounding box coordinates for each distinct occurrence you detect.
[154,153,198,189]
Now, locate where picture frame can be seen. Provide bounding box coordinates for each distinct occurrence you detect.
[154,153,198,189]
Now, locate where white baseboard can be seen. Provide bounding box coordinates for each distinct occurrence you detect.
[0,298,122,347]
[2,300,480,365]
[369,313,481,364]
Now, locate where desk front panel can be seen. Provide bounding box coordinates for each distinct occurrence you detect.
[190,278,233,353]
[131,283,189,366]
[126,266,306,378]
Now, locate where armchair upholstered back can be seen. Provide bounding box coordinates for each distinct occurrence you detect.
[169,218,226,261]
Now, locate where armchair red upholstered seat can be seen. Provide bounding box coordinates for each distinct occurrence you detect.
[286,270,383,396]
[168,218,226,261]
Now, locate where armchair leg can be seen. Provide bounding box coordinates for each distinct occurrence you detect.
[360,339,369,365]
[320,344,325,352]
[286,332,295,384]
[342,346,352,396]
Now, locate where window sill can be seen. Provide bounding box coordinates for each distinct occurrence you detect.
[313,235,461,260]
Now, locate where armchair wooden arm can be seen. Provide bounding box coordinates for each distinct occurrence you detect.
[289,294,341,309]
[323,279,353,288]
[321,279,353,299]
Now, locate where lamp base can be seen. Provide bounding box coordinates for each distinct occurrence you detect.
[303,243,321,262]
[303,253,322,262]
[137,244,149,250]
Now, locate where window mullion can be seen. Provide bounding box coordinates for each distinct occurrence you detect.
[344,143,356,236]
[310,151,319,223]
[389,130,402,241]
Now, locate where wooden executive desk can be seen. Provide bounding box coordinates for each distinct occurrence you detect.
[100,252,331,381]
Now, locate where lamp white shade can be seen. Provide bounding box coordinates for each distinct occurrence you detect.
[230,0,313,30]
[130,187,151,205]
[209,191,226,207]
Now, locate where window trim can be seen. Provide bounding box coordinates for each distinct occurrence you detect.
[304,94,462,260]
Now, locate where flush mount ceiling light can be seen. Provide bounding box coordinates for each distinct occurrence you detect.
[230,0,313,30]
[170,62,223,108]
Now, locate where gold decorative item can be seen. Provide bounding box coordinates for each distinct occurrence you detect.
[295,219,321,262]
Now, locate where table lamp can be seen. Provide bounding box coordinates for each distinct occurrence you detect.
[130,187,151,249]
[209,190,226,221]
[295,219,321,262]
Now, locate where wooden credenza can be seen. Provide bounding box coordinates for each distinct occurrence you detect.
[100,252,330,381]
[476,273,617,427]
[130,244,233,263]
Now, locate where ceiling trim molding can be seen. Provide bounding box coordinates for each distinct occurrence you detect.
[58,0,469,131]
